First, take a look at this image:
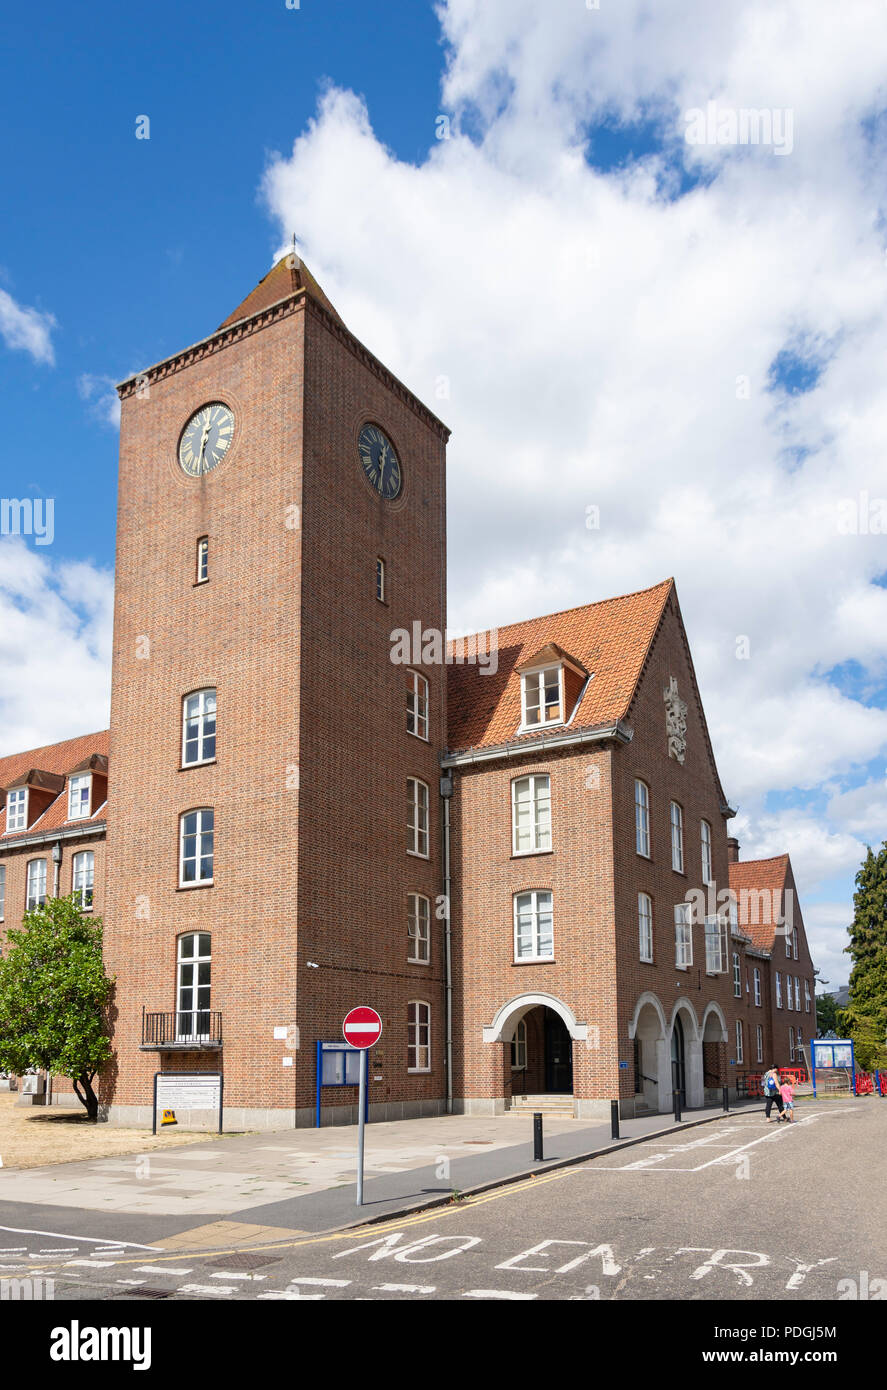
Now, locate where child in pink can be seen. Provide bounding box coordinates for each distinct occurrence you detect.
[779,1080,795,1122]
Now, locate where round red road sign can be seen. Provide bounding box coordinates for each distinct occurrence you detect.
[343,1006,383,1049]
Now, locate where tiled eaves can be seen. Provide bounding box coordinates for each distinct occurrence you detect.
[116,291,451,441]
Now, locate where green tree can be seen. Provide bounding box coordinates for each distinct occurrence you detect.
[843,843,887,1072]
[815,991,840,1036]
[0,896,114,1120]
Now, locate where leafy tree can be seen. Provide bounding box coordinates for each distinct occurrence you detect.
[0,896,113,1120]
[837,1006,887,1073]
[842,843,887,1072]
[815,991,840,1036]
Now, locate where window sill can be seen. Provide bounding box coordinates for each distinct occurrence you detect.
[407,1069,431,1075]
[406,730,429,743]
[636,850,652,861]
[179,760,217,772]
[407,958,430,967]
[513,957,555,966]
[177,881,214,892]
[193,579,209,588]
[640,957,655,966]
[406,850,430,861]
[516,722,564,737]
[511,848,553,859]
[675,964,692,972]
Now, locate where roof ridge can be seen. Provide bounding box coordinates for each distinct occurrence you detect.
[447,577,674,645]
[730,854,790,868]
[0,729,109,765]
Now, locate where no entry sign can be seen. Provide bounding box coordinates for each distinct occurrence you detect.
[343,1006,383,1050]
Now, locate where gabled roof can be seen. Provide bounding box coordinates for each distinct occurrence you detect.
[729,855,791,952]
[0,731,109,843]
[447,579,673,754]
[516,643,588,676]
[218,255,344,331]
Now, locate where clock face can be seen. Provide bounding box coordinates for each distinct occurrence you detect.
[179,403,235,477]
[358,423,402,501]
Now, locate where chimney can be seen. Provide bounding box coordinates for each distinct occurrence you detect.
[727,837,740,864]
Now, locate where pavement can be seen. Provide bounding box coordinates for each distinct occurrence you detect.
[0,1100,753,1249]
[1,1096,882,1305]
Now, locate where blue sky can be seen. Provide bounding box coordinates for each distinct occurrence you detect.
[3,0,887,991]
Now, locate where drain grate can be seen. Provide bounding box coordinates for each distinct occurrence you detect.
[113,1287,173,1300]
[204,1251,281,1271]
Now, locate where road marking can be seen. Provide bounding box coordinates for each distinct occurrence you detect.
[463,1289,537,1300]
[116,1279,148,1286]
[179,1282,237,1296]
[39,1247,78,1254]
[135,1264,193,1275]
[286,1276,351,1287]
[210,1271,267,1281]
[68,1259,116,1268]
[374,1283,436,1293]
[257,1289,325,1300]
[0,1224,155,1249]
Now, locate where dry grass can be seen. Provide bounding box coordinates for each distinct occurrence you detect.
[0,1092,215,1170]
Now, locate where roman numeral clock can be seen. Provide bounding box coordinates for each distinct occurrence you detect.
[358,423,402,501]
[178,403,235,476]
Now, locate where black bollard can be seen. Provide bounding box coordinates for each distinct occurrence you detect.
[673,1088,682,1123]
[722,1085,729,1113]
[533,1112,544,1162]
[610,1099,620,1139]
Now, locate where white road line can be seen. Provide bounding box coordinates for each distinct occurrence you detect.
[0,1224,155,1249]
[179,1283,237,1296]
[257,1290,325,1301]
[135,1265,193,1276]
[68,1259,116,1268]
[39,1247,78,1254]
[116,1279,148,1286]
[464,1290,538,1301]
[210,1272,267,1282]
[374,1283,436,1294]
[0,1247,27,1253]
[286,1277,351,1287]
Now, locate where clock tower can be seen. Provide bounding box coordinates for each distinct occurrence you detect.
[103,255,449,1127]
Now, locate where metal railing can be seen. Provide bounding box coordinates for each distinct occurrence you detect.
[141,1009,223,1048]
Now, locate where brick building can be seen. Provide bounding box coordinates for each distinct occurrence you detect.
[0,256,816,1125]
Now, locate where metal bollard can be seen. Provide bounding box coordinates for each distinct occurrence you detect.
[722,1085,729,1113]
[673,1088,682,1123]
[610,1099,620,1139]
[533,1112,544,1162]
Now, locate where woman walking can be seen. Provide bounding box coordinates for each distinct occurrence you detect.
[763,1065,785,1121]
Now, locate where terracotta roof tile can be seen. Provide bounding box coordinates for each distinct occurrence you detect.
[446,579,673,753]
[218,256,343,331]
[0,731,109,843]
[729,855,790,951]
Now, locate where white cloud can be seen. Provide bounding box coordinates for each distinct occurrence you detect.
[0,287,56,365]
[0,540,112,755]
[259,1,887,985]
[78,373,121,429]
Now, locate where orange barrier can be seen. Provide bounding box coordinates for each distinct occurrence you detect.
[855,1072,875,1095]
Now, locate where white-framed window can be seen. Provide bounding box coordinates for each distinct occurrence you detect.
[775,971,782,1008]
[796,1026,803,1054]
[704,916,726,973]
[6,787,27,833]
[701,819,712,883]
[407,778,429,858]
[786,974,793,1010]
[670,801,684,873]
[732,951,742,997]
[674,903,692,968]
[408,893,430,964]
[794,976,800,1011]
[756,1024,764,1064]
[789,1028,795,1063]
[376,557,385,602]
[26,858,47,911]
[514,890,554,961]
[804,979,811,1013]
[196,536,209,584]
[635,780,650,857]
[785,927,791,957]
[406,670,429,741]
[735,1020,744,1064]
[521,666,563,729]
[792,927,798,960]
[182,689,217,766]
[0,863,5,920]
[177,932,211,1041]
[753,967,762,1007]
[638,893,653,963]
[511,1019,527,1070]
[68,773,91,821]
[179,808,214,886]
[407,1001,431,1072]
[512,775,552,855]
[72,850,94,911]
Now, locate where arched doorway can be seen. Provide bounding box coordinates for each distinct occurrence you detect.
[483,992,584,1108]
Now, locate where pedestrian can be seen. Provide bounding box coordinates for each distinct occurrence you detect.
[763,1065,784,1122]
[780,1078,795,1123]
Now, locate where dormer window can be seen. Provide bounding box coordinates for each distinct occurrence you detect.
[521,666,563,729]
[6,788,27,832]
[68,774,91,821]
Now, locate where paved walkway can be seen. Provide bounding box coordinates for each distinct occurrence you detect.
[0,1102,761,1243]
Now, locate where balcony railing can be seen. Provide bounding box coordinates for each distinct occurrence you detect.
[140,1008,223,1050]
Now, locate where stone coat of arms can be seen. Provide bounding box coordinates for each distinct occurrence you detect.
[663,675,688,763]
